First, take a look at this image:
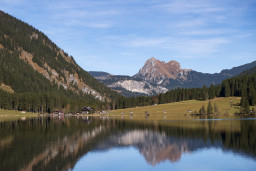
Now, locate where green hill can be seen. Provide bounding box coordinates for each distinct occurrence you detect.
[0,10,120,113]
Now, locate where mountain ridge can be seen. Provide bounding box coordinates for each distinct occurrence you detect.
[90,58,256,97]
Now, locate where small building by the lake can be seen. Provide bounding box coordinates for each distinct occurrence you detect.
[82,106,95,114]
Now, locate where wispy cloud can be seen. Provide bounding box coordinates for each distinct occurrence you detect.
[100,35,230,58]
[173,19,206,28]
[0,0,25,5]
[126,37,171,48]
[170,38,230,58]
[181,29,234,36]
[1,0,255,75]
[157,0,225,15]
[64,20,113,28]
[44,0,120,29]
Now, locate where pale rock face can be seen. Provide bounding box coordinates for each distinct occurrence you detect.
[82,87,104,101]
[134,57,191,85]
[69,74,78,84]
[109,80,168,95]
[108,130,189,165]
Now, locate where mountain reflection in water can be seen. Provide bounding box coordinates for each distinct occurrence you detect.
[0,117,256,170]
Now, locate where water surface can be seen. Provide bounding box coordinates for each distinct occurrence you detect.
[0,117,256,170]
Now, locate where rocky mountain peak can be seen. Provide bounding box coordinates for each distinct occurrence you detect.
[134,57,191,84]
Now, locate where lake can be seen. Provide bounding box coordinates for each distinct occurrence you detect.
[0,117,256,171]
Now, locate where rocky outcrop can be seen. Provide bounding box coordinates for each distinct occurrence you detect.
[134,57,191,85]
[90,58,256,96]
[108,80,168,95]
[89,71,167,96]
[19,49,105,101]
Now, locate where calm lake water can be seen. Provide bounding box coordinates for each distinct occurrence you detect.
[0,117,256,171]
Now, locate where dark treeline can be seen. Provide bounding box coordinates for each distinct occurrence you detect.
[1,118,255,170]
[0,90,110,113]
[0,11,117,98]
[112,73,256,111]
[1,71,253,113]
[0,10,255,113]
[0,48,111,113]
[0,10,120,113]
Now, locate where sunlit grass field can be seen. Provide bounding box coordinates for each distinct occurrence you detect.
[108,97,248,121]
[106,97,256,132]
[0,109,37,122]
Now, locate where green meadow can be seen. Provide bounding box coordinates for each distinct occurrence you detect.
[0,109,37,122]
[107,97,252,121]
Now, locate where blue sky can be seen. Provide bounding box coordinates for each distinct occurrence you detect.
[1,0,256,76]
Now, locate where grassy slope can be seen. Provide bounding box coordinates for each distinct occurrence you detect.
[106,97,256,132]
[0,109,37,121]
[107,97,251,120]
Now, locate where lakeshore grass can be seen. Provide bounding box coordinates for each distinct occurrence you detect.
[0,109,37,121]
[105,97,256,132]
[107,97,247,121]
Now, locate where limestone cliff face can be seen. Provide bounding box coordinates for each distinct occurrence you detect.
[134,57,191,85]
[89,71,168,96]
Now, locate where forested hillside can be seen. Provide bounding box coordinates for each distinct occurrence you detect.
[0,11,120,113]
[113,72,256,114]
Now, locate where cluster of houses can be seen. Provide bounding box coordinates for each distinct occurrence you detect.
[48,106,109,118]
[50,106,96,117]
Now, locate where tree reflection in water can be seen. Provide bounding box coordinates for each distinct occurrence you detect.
[0,117,255,170]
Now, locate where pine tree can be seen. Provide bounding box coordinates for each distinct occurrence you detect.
[252,107,256,115]
[249,88,256,106]
[222,81,231,97]
[207,101,213,114]
[199,105,206,115]
[244,99,250,114]
[214,102,219,114]
[203,86,209,100]
[240,96,250,114]
[208,84,215,99]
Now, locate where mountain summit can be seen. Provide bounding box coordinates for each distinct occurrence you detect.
[134,57,191,84]
[90,57,256,96]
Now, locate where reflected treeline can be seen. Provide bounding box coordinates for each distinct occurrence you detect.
[0,118,256,170]
[0,117,111,171]
[105,119,256,165]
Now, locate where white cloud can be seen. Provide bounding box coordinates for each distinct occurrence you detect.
[0,0,26,5]
[100,34,230,58]
[127,37,171,47]
[170,38,230,57]
[181,29,233,36]
[158,0,225,15]
[173,19,206,28]
[64,20,113,28]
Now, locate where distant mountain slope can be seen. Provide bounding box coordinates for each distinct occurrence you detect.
[90,58,256,97]
[0,10,120,112]
[89,71,168,97]
[134,57,256,89]
[89,71,111,77]
[221,61,256,76]
[240,66,256,75]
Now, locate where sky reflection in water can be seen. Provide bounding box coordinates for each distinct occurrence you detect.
[74,147,256,171]
[0,117,256,171]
